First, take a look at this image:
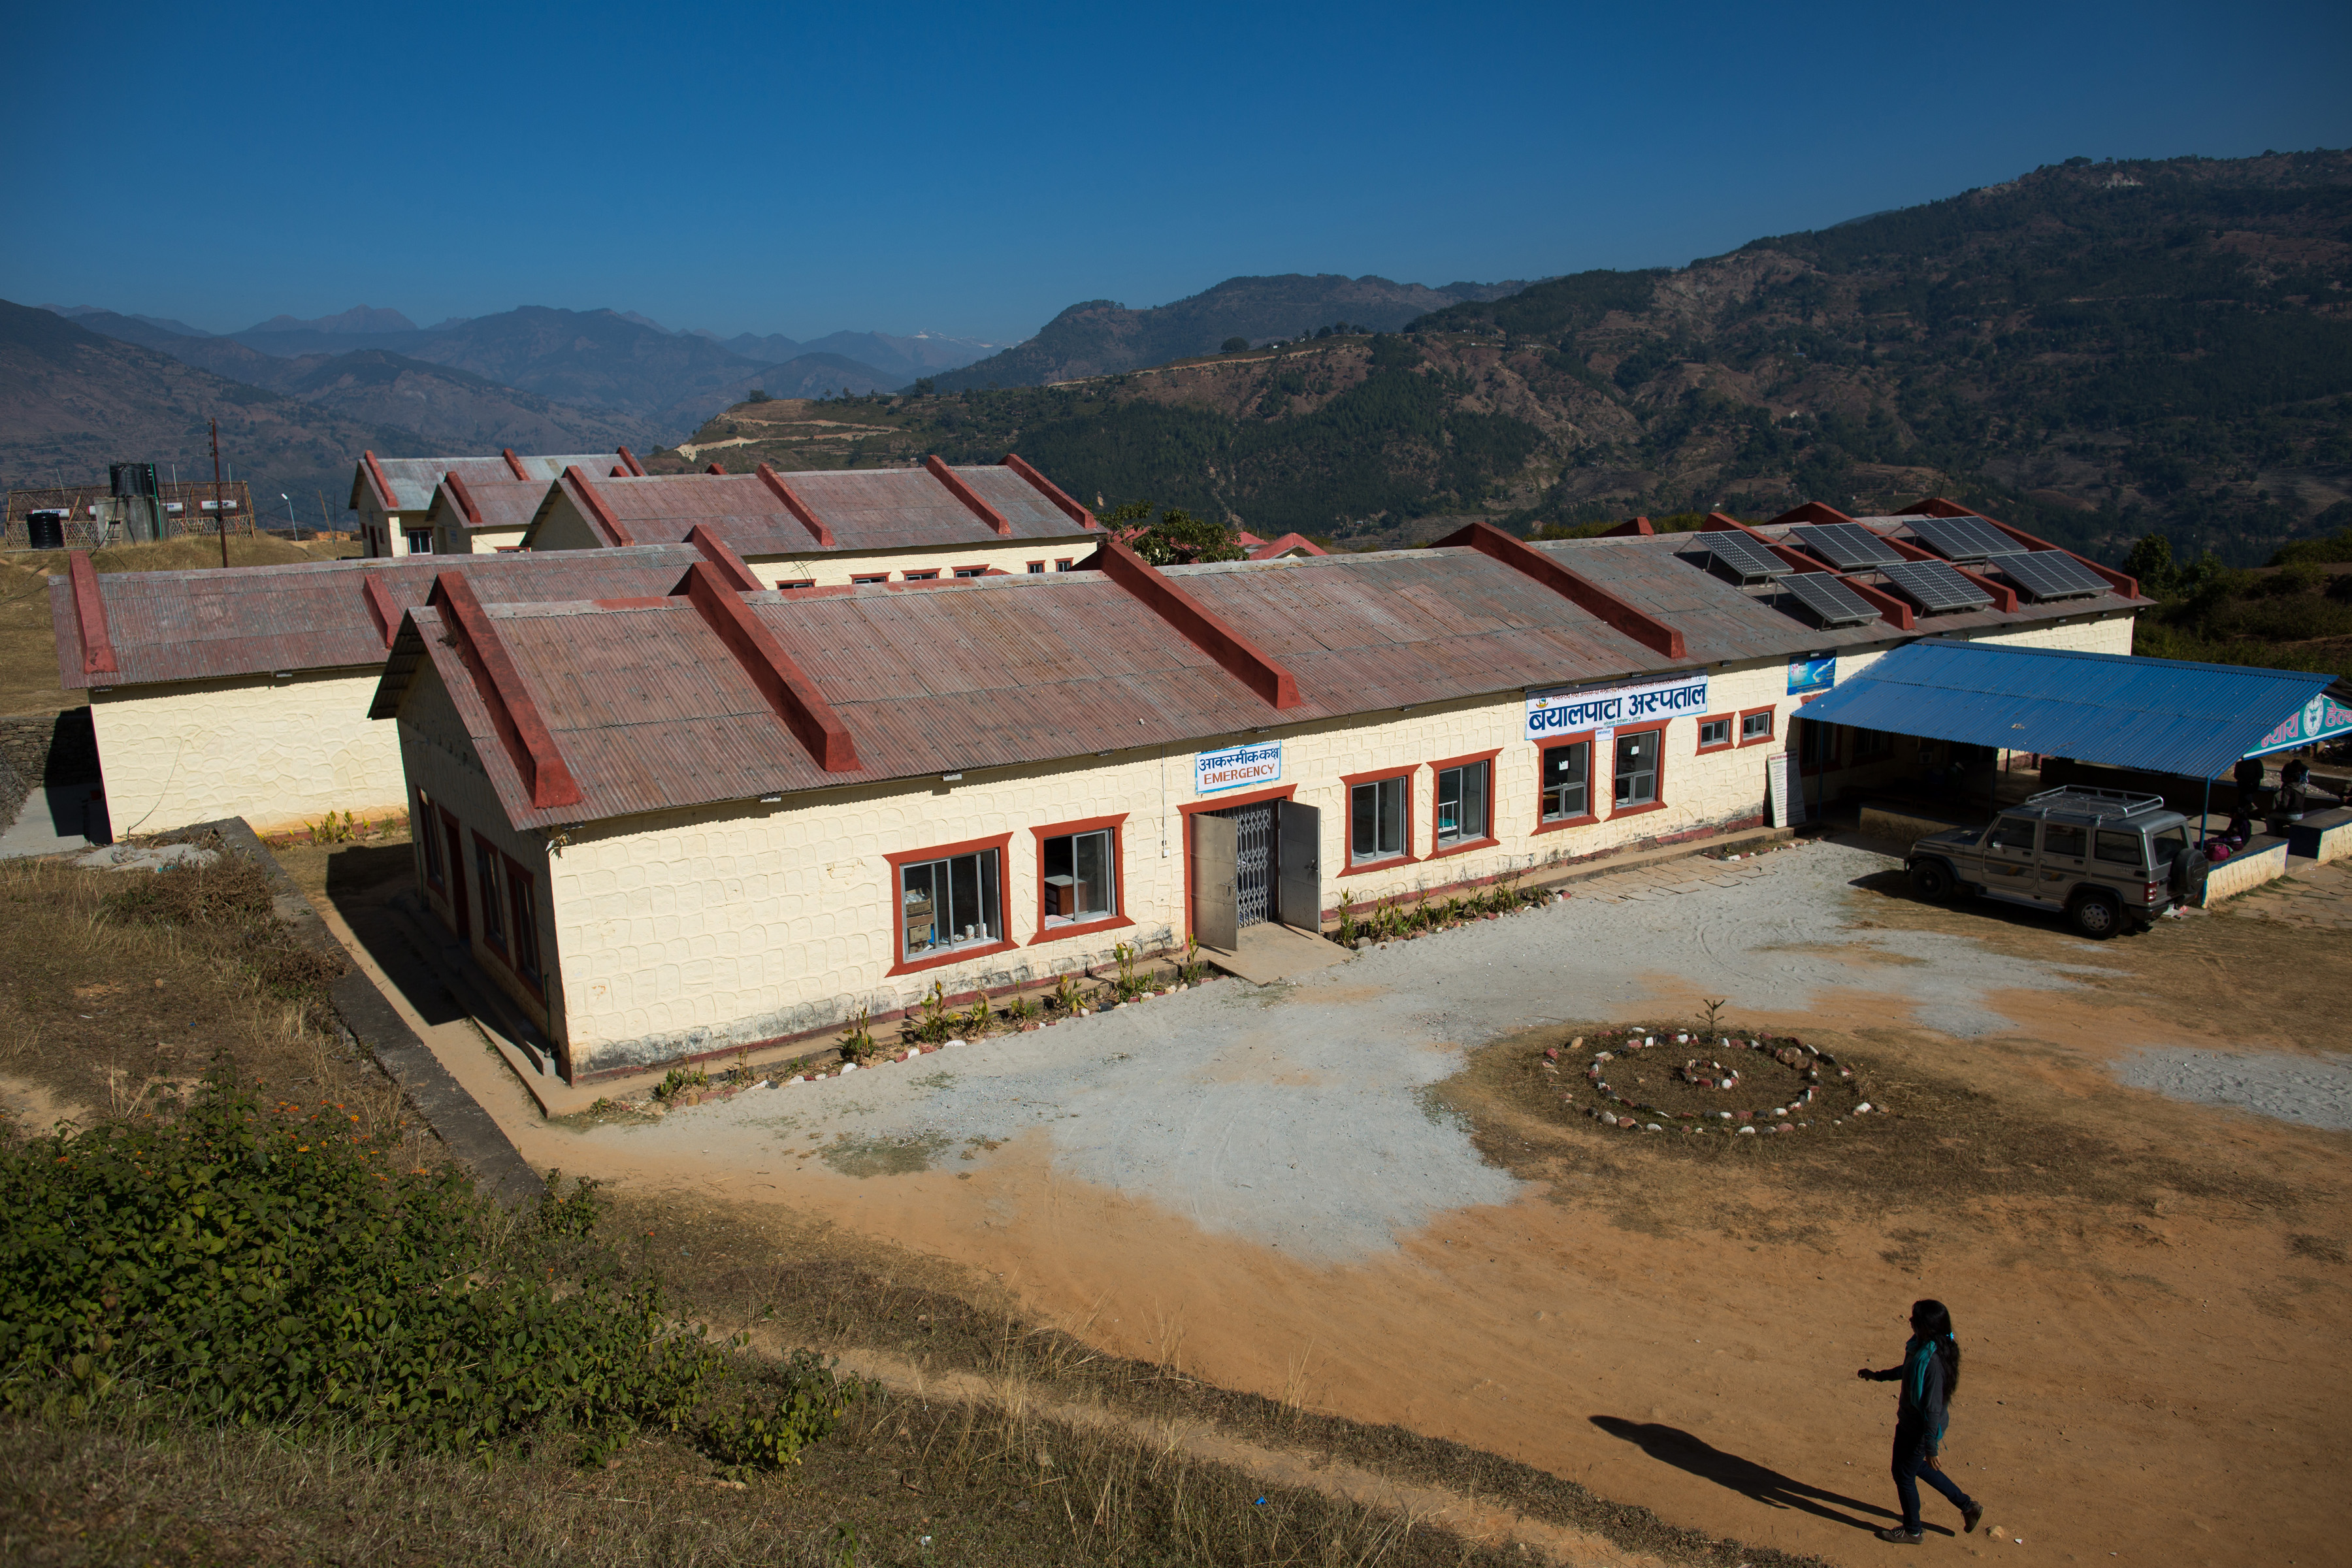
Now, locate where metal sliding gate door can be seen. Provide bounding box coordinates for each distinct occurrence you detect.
[1218,800,1275,928]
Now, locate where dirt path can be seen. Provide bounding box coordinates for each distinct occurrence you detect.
[333,838,2351,1567]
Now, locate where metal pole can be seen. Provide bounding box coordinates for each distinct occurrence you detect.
[2198,777,2211,849]
[210,420,227,568]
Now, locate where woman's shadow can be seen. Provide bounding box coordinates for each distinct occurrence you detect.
[1590,1416,1919,1534]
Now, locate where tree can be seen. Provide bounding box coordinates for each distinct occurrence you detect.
[745,389,770,404]
[1220,337,1250,353]
[1103,500,1250,566]
[911,378,935,396]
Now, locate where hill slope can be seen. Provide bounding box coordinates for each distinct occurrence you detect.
[0,299,430,511]
[930,273,1531,392]
[681,152,2351,565]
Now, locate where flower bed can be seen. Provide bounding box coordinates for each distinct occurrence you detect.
[1548,1024,1870,1135]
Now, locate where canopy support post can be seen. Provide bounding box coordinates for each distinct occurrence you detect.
[2199,776,2212,849]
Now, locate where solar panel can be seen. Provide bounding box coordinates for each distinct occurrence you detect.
[1791,523,1906,570]
[1703,530,1793,583]
[1999,550,2111,601]
[1779,572,1881,627]
[1882,558,1995,612]
[1903,514,2027,562]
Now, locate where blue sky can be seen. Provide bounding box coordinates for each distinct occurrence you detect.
[8,1,2348,344]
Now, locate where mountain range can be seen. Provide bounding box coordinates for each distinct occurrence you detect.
[660,151,2352,568]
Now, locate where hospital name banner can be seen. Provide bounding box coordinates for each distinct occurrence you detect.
[1196,740,1282,795]
[1526,670,1709,740]
[2249,692,2352,756]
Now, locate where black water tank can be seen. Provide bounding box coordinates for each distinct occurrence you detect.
[108,463,158,498]
[27,510,65,550]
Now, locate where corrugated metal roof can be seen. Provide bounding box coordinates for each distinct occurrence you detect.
[54,545,702,690]
[524,464,1094,557]
[424,476,546,534]
[1792,638,2334,777]
[370,453,611,512]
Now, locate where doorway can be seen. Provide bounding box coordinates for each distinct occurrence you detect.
[1190,797,1320,949]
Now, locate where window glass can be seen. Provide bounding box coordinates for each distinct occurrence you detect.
[475,842,505,947]
[2042,824,2087,858]
[1435,761,1491,847]
[1614,730,1658,808]
[1042,829,1116,926]
[2095,830,2146,868]
[1349,777,1407,863]
[404,530,434,555]
[1740,710,1772,742]
[1026,562,1046,574]
[506,861,541,983]
[1987,816,2038,852]
[903,570,939,581]
[1054,559,1074,571]
[1797,717,1831,766]
[1851,728,1893,761]
[2149,826,2189,865]
[416,792,445,888]
[1699,718,1731,749]
[852,574,886,585]
[1543,742,1589,821]
[901,849,1003,960]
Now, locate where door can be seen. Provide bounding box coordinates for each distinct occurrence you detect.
[2037,820,2089,906]
[1191,812,1239,951]
[1277,800,1321,932]
[1981,813,2039,902]
[1230,801,1273,929]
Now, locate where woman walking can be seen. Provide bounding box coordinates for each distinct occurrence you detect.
[1857,1299,1984,1544]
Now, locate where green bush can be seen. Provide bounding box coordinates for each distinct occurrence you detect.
[0,1071,722,1458]
[704,1349,860,1476]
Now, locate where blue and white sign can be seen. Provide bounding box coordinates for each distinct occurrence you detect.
[1525,671,1708,740]
[2248,692,2352,756]
[1788,653,1837,696]
[1196,740,1282,795]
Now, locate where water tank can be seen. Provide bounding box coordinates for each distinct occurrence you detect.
[27,510,66,550]
[108,463,158,498]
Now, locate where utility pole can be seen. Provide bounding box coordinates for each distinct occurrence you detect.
[210,419,228,568]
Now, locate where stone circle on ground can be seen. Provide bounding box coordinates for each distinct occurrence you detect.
[1558,1025,1867,1135]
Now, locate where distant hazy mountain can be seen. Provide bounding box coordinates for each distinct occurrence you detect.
[930,273,1535,391]
[719,329,1001,385]
[244,304,419,336]
[41,304,215,338]
[0,297,431,509]
[743,353,902,400]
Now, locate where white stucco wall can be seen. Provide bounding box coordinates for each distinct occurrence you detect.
[91,670,408,836]
[750,537,1097,587]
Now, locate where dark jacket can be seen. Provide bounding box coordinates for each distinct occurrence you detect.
[1870,1335,1954,1457]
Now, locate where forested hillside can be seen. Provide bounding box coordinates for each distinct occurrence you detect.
[670,152,2352,565]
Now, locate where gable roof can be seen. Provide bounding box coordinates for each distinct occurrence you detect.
[350,447,641,514]
[423,473,547,536]
[50,544,703,691]
[523,455,1099,557]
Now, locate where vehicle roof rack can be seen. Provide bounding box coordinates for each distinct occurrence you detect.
[2022,785,2168,821]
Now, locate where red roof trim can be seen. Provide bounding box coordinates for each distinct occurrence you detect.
[615,445,647,477]
[429,572,585,810]
[705,461,727,475]
[928,454,1011,536]
[1002,452,1096,529]
[1245,532,1328,559]
[1439,521,1686,661]
[756,464,834,546]
[444,471,482,527]
[1763,501,1857,527]
[681,524,762,591]
[679,563,860,772]
[1093,540,1301,710]
[1599,515,1654,536]
[361,450,398,514]
[361,573,403,648]
[502,448,529,480]
[562,466,634,547]
[1898,496,2138,598]
[68,551,116,674]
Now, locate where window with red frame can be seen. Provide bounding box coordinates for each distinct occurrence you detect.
[1433,759,1491,849]
[1612,729,1660,809]
[902,569,940,581]
[1039,827,1116,927]
[1349,775,1410,864]
[1542,741,1590,822]
[899,847,1003,962]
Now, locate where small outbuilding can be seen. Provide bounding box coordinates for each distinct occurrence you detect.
[351,447,649,557]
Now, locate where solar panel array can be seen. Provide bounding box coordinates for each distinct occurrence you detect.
[1903,514,2027,563]
[1791,523,1906,571]
[1999,550,2111,602]
[1780,571,1881,627]
[1703,530,1793,582]
[1882,558,1995,613]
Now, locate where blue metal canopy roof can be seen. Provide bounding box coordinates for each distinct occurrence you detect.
[1795,638,2339,778]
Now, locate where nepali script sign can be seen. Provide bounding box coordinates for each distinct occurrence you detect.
[2247,691,2352,757]
[1525,671,1709,741]
[1196,740,1282,796]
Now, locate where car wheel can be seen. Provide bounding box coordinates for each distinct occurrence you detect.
[1909,860,1955,902]
[2069,892,2122,939]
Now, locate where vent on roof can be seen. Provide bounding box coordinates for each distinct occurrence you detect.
[1791,523,1905,571]
[1999,551,2110,602]
[1881,559,1995,613]
[1903,514,2027,563]
[1778,572,1880,627]
[1702,531,1793,584]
